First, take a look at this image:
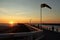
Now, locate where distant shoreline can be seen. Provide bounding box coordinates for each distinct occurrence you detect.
[0,23,60,25]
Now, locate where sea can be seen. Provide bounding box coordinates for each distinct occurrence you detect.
[31,23,60,32]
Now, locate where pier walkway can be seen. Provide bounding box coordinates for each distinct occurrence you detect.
[0,23,60,40]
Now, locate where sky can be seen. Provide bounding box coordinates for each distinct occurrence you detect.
[0,0,60,23]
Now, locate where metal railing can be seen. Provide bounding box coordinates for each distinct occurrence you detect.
[0,24,44,40]
[0,31,43,40]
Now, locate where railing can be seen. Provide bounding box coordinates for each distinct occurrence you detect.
[0,31,43,40]
[25,24,42,31]
[0,24,44,40]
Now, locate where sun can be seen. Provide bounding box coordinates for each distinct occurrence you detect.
[9,21,14,24]
[9,21,14,27]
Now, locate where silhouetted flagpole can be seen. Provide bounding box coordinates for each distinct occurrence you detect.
[40,6,42,24]
[40,6,42,29]
[40,3,52,29]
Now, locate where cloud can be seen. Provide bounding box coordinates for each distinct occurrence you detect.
[0,8,9,14]
[0,8,23,16]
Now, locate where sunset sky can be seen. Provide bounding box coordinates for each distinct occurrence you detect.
[0,0,60,23]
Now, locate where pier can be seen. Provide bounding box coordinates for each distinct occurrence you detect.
[0,23,60,40]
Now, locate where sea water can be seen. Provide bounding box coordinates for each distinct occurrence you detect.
[32,23,60,32]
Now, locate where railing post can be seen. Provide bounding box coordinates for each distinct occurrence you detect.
[38,24,39,28]
[52,26,54,31]
[56,28,58,32]
[49,27,51,30]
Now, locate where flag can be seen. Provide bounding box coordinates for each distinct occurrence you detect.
[41,3,52,9]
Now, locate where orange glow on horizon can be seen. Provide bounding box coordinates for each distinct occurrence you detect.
[0,18,60,23]
[9,21,14,25]
[8,21,14,27]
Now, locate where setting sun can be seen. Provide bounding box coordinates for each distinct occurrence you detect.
[8,21,15,27]
[9,21,14,25]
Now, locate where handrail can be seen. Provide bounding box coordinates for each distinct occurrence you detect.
[0,31,43,39]
[25,24,43,31]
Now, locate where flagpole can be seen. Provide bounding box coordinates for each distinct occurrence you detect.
[40,3,52,30]
[40,5,42,29]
